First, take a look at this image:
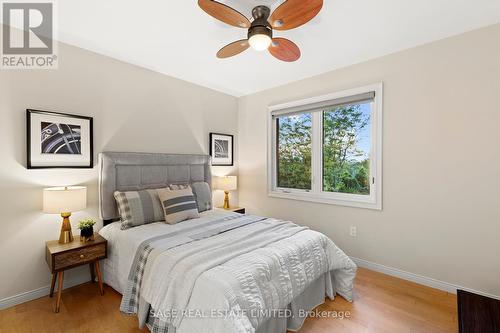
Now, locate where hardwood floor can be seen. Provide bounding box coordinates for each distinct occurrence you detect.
[0,268,457,333]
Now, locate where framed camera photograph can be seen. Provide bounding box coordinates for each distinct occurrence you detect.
[209,133,233,166]
[27,109,93,169]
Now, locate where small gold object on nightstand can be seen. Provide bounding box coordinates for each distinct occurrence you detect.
[43,186,87,244]
[46,234,107,313]
[59,212,73,244]
[215,176,237,209]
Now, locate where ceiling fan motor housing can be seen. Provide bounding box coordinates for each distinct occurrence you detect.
[248,5,272,40]
[248,25,272,40]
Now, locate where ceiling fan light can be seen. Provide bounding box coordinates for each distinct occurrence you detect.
[249,34,272,51]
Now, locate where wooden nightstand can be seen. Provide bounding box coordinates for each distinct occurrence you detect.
[45,233,107,313]
[218,207,245,214]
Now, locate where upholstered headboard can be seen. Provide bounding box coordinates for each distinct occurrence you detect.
[98,152,212,225]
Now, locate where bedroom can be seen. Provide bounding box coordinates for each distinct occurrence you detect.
[0,0,499,332]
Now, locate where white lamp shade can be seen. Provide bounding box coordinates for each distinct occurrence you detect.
[43,186,87,214]
[215,176,237,191]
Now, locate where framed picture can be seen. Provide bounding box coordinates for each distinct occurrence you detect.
[27,109,93,169]
[209,133,233,166]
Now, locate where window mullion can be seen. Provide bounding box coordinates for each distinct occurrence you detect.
[311,111,322,194]
[271,116,277,191]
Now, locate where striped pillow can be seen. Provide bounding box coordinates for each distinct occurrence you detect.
[114,189,164,230]
[168,183,212,212]
[157,187,199,224]
[168,184,189,190]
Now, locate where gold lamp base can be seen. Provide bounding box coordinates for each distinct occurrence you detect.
[223,191,231,209]
[59,212,74,244]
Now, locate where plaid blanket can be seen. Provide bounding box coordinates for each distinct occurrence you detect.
[120,214,265,316]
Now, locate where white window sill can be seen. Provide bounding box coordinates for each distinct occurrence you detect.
[268,190,382,210]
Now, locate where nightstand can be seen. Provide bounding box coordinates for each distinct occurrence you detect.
[219,207,245,214]
[45,233,107,313]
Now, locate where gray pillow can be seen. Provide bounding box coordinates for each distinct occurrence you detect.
[157,187,199,224]
[191,182,212,212]
[169,184,189,190]
[114,189,165,230]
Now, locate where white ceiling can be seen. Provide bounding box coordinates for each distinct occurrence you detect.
[31,1,500,95]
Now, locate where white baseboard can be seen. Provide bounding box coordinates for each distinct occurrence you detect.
[351,256,500,300]
[0,274,90,310]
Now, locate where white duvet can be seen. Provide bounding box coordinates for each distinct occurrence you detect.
[100,210,251,294]
[99,210,357,333]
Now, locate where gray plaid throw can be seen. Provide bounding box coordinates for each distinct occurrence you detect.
[120,214,265,318]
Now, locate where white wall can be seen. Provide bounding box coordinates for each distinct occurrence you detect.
[1,22,499,306]
[238,24,500,297]
[0,40,238,301]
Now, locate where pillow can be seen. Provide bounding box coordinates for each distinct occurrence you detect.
[157,187,199,224]
[114,189,165,230]
[169,184,189,190]
[190,182,212,212]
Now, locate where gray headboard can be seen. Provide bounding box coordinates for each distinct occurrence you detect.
[98,152,212,224]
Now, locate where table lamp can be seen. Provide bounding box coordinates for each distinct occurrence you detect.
[43,186,87,244]
[215,176,237,209]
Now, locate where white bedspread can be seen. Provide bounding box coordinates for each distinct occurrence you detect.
[99,210,357,333]
[99,210,235,294]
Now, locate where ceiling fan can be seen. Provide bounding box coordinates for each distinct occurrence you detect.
[198,0,323,62]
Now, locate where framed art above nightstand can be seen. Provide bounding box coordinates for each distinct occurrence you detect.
[209,132,234,166]
[27,109,93,169]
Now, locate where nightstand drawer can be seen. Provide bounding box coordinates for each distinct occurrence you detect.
[54,243,106,270]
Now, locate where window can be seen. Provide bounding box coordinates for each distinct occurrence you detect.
[268,84,382,210]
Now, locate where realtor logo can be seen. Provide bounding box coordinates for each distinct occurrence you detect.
[1,0,58,69]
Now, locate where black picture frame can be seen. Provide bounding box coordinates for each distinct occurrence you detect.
[27,109,94,169]
[209,132,234,166]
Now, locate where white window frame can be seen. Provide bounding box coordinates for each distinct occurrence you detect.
[267,83,383,210]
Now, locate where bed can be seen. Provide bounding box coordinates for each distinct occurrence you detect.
[98,152,357,333]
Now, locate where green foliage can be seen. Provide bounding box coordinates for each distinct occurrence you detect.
[77,218,96,230]
[323,104,370,195]
[277,104,370,195]
[277,114,312,190]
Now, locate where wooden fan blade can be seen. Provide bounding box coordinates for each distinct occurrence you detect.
[217,40,250,58]
[269,0,323,30]
[198,0,250,28]
[268,38,301,62]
